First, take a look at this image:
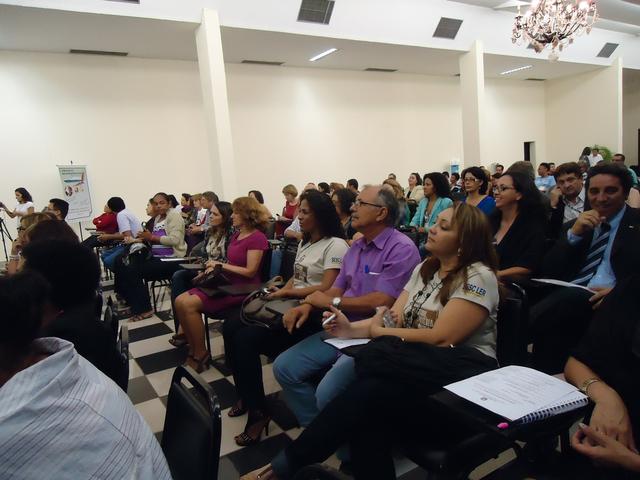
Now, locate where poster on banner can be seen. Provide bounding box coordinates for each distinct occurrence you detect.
[57,165,93,221]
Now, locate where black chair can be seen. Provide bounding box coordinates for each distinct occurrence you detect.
[103,296,118,340]
[114,324,130,391]
[149,279,171,313]
[402,281,541,479]
[161,365,221,480]
[293,464,351,480]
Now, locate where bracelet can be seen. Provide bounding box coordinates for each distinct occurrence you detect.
[9,254,20,261]
[580,378,601,396]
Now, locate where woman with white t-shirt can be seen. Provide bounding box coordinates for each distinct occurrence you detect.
[222,190,349,447]
[1,188,35,220]
[243,203,500,480]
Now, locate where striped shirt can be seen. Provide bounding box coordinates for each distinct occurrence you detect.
[0,338,171,480]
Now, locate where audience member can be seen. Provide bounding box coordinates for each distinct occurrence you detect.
[273,186,420,428]
[566,275,640,478]
[549,162,556,175]
[81,201,119,250]
[495,164,504,175]
[222,190,348,446]
[169,201,233,344]
[331,188,357,242]
[404,172,424,204]
[0,271,171,479]
[179,192,193,221]
[99,197,142,271]
[330,182,345,194]
[461,166,496,215]
[532,163,640,373]
[276,184,299,237]
[249,190,272,217]
[175,197,269,372]
[449,172,461,193]
[506,160,535,181]
[409,172,453,232]
[285,183,318,241]
[579,146,591,164]
[0,187,34,220]
[22,240,125,385]
[5,212,52,275]
[168,194,180,212]
[346,179,359,194]
[381,178,410,226]
[442,171,450,179]
[24,219,78,244]
[387,173,396,180]
[548,162,587,239]
[186,190,218,238]
[47,198,69,221]
[535,162,556,193]
[589,147,604,167]
[612,153,639,186]
[113,192,187,321]
[317,182,331,195]
[491,172,546,279]
[578,158,590,180]
[244,203,500,480]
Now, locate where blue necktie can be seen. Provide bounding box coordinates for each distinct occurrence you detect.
[572,223,611,286]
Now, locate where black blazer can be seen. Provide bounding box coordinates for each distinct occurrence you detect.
[493,213,547,274]
[547,193,590,240]
[542,206,640,282]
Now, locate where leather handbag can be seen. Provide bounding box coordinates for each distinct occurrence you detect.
[191,263,229,289]
[240,281,298,330]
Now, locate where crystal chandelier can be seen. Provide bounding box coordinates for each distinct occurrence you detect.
[512,0,598,60]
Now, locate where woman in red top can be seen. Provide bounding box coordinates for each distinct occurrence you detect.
[275,184,299,237]
[81,198,120,250]
[175,196,269,372]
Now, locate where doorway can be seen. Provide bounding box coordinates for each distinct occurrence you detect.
[524,141,536,164]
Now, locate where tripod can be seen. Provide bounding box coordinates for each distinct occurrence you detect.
[0,215,13,262]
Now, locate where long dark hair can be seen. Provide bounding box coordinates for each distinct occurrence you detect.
[461,167,489,195]
[209,201,233,241]
[299,190,345,244]
[15,188,32,203]
[491,172,546,229]
[248,190,265,204]
[410,172,423,186]
[423,172,452,200]
[421,203,498,305]
[332,188,357,217]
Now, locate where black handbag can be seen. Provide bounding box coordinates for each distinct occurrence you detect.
[191,263,230,289]
[240,287,298,330]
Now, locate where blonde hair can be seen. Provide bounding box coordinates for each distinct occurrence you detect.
[20,212,54,230]
[382,178,405,200]
[282,184,298,197]
[232,197,270,232]
[330,182,345,192]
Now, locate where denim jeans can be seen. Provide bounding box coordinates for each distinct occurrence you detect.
[273,331,357,427]
[101,244,127,271]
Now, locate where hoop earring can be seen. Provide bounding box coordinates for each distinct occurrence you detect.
[457,248,462,257]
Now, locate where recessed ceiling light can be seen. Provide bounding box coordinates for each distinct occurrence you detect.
[500,65,533,75]
[309,48,338,62]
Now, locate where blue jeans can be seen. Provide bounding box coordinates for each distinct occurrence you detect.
[273,331,357,427]
[101,244,126,271]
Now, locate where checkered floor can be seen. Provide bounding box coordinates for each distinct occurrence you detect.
[105,279,524,479]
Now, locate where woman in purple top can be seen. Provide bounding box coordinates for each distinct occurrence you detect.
[462,166,496,216]
[175,196,269,373]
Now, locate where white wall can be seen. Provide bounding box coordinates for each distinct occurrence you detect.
[225,63,463,213]
[623,69,640,167]
[545,62,622,165]
[0,51,211,241]
[484,78,547,167]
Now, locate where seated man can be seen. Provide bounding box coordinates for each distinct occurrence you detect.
[548,162,588,239]
[273,185,421,427]
[0,272,171,479]
[535,162,556,193]
[47,198,69,221]
[531,163,640,374]
[565,275,640,479]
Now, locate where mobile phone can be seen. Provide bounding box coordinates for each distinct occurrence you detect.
[382,310,395,328]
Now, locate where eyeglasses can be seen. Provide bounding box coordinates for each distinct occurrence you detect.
[17,226,25,232]
[352,199,384,209]
[493,186,516,193]
[463,178,480,183]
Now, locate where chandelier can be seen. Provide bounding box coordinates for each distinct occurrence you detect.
[512,0,598,60]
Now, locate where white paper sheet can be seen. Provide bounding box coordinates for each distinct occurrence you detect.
[445,365,584,421]
[323,338,371,350]
[531,278,595,293]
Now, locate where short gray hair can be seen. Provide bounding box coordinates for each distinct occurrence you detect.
[375,187,399,226]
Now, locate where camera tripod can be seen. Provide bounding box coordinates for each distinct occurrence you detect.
[0,215,13,262]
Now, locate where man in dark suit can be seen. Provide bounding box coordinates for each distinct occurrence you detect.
[547,162,588,239]
[531,163,640,374]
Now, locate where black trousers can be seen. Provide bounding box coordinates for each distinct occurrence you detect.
[222,310,321,412]
[114,257,182,314]
[530,287,594,374]
[274,346,497,480]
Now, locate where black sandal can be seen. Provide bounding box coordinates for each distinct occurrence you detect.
[168,333,188,347]
[228,401,247,418]
[234,410,271,446]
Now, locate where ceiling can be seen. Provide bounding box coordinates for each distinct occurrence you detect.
[450,0,640,35]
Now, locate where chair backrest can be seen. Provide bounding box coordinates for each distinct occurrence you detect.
[260,247,273,282]
[280,240,298,281]
[115,324,130,392]
[265,219,277,240]
[103,298,118,340]
[496,282,529,367]
[161,366,221,480]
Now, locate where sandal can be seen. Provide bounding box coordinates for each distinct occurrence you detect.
[186,352,211,373]
[234,410,271,447]
[130,311,154,322]
[168,333,188,347]
[228,401,247,418]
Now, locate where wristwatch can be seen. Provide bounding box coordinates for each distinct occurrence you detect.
[332,297,342,309]
[579,378,601,396]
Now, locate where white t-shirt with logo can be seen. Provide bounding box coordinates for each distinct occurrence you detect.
[401,261,499,359]
[292,236,349,288]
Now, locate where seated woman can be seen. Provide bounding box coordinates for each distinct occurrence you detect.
[249,190,273,218]
[5,212,52,275]
[0,272,171,478]
[404,172,425,205]
[113,192,187,320]
[175,197,269,373]
[98,197,142,270]
[243,203,500,480]
[330,188,357,243]
[276,184,299,237]
[169,201,233,345]
[462,166,496,215]
[81,202,119,250]
[409,172,454,242]
[490,171,547,280]
[565,275,640,478]
[382,179,410,226]
[222,190,348,447]
[0,187,35,221]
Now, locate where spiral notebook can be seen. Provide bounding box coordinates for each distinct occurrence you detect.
[445,365,588,424]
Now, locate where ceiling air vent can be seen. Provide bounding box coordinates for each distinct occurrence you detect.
[241,60,284,66]
[365,68,397,73]
[433,17,463,39]
[454,73,461,77]
[597,43,619,58]
[104,0,140,3]
[69,49,128,56]
[525,78,545,81]
[298,0,335,25]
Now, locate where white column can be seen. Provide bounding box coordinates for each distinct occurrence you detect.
[459,41,487,166]
[195,8,238,201]
[612,57,623,153]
